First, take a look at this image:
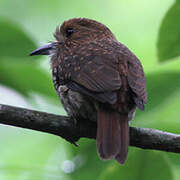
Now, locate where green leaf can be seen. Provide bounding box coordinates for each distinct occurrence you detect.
[145,71,180,111]
[99,150,173,180]
[0,59,57,99]
[157,2,180,62]
[0,18,37,60]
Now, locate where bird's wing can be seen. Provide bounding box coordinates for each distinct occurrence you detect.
[73,54,121,92]
[68,54,122,104]
[127,54,147,110]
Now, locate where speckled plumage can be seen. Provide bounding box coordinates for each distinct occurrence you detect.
[30,18,147,165]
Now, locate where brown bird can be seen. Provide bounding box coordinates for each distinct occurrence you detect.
[30,18,147,164]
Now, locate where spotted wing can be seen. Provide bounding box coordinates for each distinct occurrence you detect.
[69,54,122,104]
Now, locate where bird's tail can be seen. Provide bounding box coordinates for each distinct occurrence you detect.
[96,107,129,164]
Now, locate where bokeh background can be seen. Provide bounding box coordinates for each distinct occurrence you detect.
[0,0,180,179]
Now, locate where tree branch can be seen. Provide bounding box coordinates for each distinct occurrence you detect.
[0,104,180,153]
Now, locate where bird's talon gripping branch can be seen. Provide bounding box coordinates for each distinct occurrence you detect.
[65,136,80,146]
[72,142,79,147]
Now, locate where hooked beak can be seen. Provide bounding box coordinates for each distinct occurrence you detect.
[29,42,56,56]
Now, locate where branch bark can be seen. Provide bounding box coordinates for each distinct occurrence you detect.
[0,104,180,153]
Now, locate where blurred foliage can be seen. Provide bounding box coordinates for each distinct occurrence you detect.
[0,19,37,59]
[0,60,56,98]
[99,150,172,180]
[157,1,180,62]
[0,0,180,180]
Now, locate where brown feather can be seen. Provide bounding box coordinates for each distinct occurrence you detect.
[97,108,120,159]
[97,107,129,164]
[73,54,121,92]
[115,114,129,164]
[127,53,147,107]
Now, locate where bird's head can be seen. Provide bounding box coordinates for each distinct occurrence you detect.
[30,18,115,56]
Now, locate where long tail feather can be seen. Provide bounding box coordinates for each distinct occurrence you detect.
[97,108,129,164]
[115,115,129,164]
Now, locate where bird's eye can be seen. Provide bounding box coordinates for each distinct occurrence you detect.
[66,28,74,38]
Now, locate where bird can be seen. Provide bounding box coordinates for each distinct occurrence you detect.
[30,18,147,165]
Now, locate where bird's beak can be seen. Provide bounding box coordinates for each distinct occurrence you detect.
[29,42,56,56]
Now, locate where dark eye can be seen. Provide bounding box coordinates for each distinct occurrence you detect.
[66,28,74,37]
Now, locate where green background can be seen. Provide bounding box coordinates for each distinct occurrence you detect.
[0,0,180,179]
